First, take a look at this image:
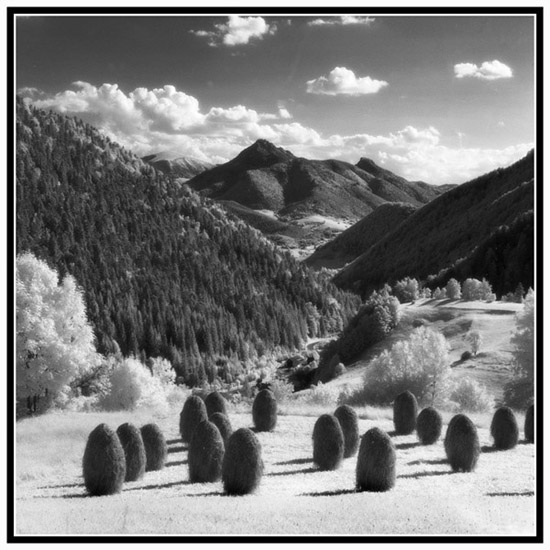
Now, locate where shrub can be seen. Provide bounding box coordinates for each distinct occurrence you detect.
[449,377,493,413]
[393,277,419,303]
[412,319,425,328]
[503,377,533,410]
[461,350,472,361]
[222,428,263,495]
[209,412,233,444]
[180,395,208,443]
[467,331,483,356]
[116,423,146,482]
[82,423,126,496]
[312,414,345,471]
[188,420,225,483]
[393,391,418,435]
[444,414,480,472]
[490,407,519,450]
[356,427,396,492]
[252,389,277,432]
[416,407,443,445]
[98,356,169,413]
[334,405,359,458]
[524,404,534,442]
[140,423,167,471]
[356,327,450,407]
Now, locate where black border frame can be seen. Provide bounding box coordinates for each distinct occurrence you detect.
[7,5,543,544]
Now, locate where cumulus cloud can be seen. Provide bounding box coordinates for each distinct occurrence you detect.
[191,16,275,47]
[20,82,531,185]
[454,60,513,80]
[306,67,388,96]
[308,16,375,26]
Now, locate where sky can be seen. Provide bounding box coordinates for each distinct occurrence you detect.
[15,12,536,184]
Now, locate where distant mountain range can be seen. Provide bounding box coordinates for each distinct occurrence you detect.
[142,153,214,179]
[333,150,534,297]
[185,139,451,256]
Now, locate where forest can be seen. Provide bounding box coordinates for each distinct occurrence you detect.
[16,98,360,387]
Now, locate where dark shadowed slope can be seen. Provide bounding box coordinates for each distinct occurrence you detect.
[334,151,534,297]
[305,202,418,270]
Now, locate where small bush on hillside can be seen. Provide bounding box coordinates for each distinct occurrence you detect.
[204,391,228,418]
[490,407,519,450]
[356,427,396,492]
[252,389,277,432]
[334,405,359,458]
[209,412,233,444]
[416,406,443,445]
[450,377,493,413]
[188,420,225,483]
[180,395,208,443]
[467,331,483,356]
[393,391,418,435]
[461,350,472,361]
[82,423,126,496]
[140,423,167,471]
[412,319,425,328]
[462,278,493,301]
[524,404,534,442]
[444,414,480,472]
[116,423,146,482]
[312,414,345,471]
[433,287,446,300]
[222,428,263,495]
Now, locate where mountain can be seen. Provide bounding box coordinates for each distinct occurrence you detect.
[142,153,214,179]
[16,98,360,386]
[186,139,449,256]
[305,202,418,270]
[333,151,535,297]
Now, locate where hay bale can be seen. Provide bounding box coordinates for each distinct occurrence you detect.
[205,391,228,418]
[490,406,519,450]
[334,405,359,458]
[312,414,344,471]
[356,427,396,492]
[222,428,263,495]
[209,412,233,444]
[444,414,480,472]
[416,407,443,445]
[524,404,534,443]
[180,395,208,443]
[393,390,418,435]
[188,420,225,483]
[116,423,146,482]
[82,423,126,496]
[140,423,167,471]
[252,389,277,432]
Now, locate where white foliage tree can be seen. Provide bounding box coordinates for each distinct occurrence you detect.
[511,288,535,380]
[467,331,483,356]
[16,252,99,413]
[361,326,451,406]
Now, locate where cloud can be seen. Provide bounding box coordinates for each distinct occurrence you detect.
[20,83,531,185]
[191,16,275,47]
[308,16,375,26]
[454,60,513,80]
[306,67,388,96]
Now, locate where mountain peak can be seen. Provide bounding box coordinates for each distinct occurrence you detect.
[233,139,295,168]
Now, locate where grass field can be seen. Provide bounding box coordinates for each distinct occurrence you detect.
[15,404,535,536]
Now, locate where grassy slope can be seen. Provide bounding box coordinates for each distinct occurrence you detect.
[328,299,522,403]
[16,403,534,535]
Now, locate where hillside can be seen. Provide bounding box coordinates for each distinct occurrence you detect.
[186,140,449,256]
[141,153,214,179]
[305,202,418,270]
[334,151,534,297]
[16,98,360,386]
